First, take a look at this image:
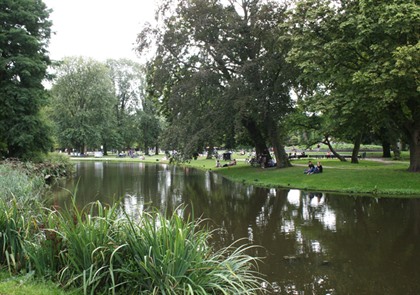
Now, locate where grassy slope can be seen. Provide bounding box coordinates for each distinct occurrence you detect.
[216,161,419,196]
[183,157,420,197]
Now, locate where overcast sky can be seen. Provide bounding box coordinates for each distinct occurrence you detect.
[43,0,156,62]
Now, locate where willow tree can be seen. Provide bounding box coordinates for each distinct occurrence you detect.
[138,0,297,167]
[290,0,420,171]
[0,0,53,159]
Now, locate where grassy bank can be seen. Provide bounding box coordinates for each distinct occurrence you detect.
[179,157,420,197]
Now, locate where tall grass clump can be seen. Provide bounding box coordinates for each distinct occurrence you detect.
[0,163,45,201]
[22,198,265,294]
[0,163,44,273]
[109,209,264,294]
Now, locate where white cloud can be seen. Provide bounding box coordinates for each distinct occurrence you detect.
[44,0,157,62]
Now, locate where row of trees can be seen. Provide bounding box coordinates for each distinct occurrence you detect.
[1,0,161,159]
[1,0,419,171]
[138,0,419,171]
[50,57,162,156]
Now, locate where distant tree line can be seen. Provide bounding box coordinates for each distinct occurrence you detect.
[1,0,419,172]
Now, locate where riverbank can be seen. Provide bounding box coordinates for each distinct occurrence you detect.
[71,154,420,197]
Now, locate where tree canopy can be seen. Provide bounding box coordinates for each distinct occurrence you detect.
[289,0,420,171]
[50,57,116,154]
[139,0,297,166]
[0,0,53,159]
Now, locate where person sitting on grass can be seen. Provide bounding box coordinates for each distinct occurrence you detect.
[304,161,315,174]
[315,161,323,173]
[308,161,323,175]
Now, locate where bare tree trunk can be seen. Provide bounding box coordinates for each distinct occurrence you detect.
[268,123,291,168]
[391,142,401,160]
[351,133,362,164]
[406,126,420,172]
[242,118,270,158]
[206,144,214,159]
[382,141,391,158]
[322,135,347,162]
[103,143,108,156]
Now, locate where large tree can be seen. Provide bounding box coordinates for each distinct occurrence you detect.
[290,0,420,171]
[0,0,53,159]
[50,57,116,154]
[138,0,297,167]
[106,59,144,151]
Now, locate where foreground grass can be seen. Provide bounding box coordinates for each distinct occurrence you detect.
[0,271,77,295]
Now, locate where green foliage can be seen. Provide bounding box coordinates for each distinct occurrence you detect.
[50,57,117,153]
[289,0,420,171]
[106,59,145,150]
[111,209,263,294]
[0,0,53,159]
[141,0,296,163]
[0,271,77,295]
[0,164,43,274]
[0,162,44,201]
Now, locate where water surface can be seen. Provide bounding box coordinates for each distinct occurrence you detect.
[53,161,420,294]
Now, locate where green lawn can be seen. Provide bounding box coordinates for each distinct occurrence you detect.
[183,157,420,197]
[0,271,78,295]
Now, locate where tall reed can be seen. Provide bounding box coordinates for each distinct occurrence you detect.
[0,164,44,274]
[24,199,265,294]
[108,209,264,294]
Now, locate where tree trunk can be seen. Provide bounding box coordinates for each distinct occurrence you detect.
[391,142,401,160]
[242,118,270,158]
[155,145,159,155]
[382,141,391,158]
[103,143,108,156]
[351,134,362,164]
[267,123,291,168]
[407,126,420,172]
[206,145,214,159]
[322,135,347,162]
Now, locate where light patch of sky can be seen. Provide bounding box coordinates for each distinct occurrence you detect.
[43,0,157,62]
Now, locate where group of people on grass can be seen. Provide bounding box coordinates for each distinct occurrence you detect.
[304,161,323,175]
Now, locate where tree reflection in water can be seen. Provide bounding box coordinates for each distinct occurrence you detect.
[53,162,420,294]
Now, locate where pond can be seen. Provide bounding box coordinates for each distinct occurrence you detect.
[53,161,420,294]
